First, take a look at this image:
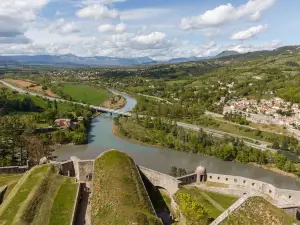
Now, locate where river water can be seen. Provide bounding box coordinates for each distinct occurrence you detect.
[54,91,300,190]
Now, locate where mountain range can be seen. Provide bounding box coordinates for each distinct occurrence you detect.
[0,45,299,67]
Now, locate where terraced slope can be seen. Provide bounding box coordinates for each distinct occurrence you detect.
[0,165,78,225]
[220,197,299,225]
[91,150,163,225]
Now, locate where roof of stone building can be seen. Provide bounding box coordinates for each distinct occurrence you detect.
[195,165,206,175]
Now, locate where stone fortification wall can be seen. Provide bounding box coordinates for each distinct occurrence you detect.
[0,166,27,174]
[138,166,181,195]
[177,173,197,185]
[70,157,94,182]
[59,160,75,177]
[206,173,300,205]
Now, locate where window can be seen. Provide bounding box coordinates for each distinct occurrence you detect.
[218,177,220,180]
[252,183,255,186]
[226,178,228,181]
[243,180,246,184]
[234,179,237,183]
[209,176,212,179]
[289,195,292,199]
[269,190,272,194]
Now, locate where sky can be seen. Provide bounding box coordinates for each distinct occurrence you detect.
[0,0,299,60]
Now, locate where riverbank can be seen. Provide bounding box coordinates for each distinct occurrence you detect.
[101,95,127,110]
[113,118,300,180]
[249,162,300,181]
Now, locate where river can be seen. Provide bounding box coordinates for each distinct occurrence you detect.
[54,90,300,190]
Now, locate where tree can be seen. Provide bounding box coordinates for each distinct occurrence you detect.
[169,166,178,177]
[23,136,54,164]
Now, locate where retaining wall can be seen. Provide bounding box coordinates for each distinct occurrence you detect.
[0,166,27,174]
[206,173,300,204]
[70,182,83,225]
[139,166,181,195]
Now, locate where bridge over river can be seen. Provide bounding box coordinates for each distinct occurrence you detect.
[0,80,131,117]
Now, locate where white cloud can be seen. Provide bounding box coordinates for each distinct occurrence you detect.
[133,32,166,45]
[120,8,171,21]
[231,24,268,40]
[76,4,119,20]
[48,19,79,35]
[181,0,275,30]
[228,39,281,53]
[0,0,49,38]
[98,23,126,33]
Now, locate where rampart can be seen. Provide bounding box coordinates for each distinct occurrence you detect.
[206,173,300,205]
[138,166,181,195]
[0,166,27,174]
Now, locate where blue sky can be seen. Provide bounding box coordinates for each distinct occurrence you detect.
[0,0,298,59]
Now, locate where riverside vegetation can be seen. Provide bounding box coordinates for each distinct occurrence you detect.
[114,116,300,177]
[0,85,95,166]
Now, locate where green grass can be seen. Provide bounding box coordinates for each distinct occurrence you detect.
[0,165,78,225]
[91,150,162,225]
[176,187,238,221]
[0,174,24,200]
[0,165,51,224]
[61,84,109,105]
[49,178,78,225]
[200,189,238,209]
[220,197,300,225]
[176,187,222,220]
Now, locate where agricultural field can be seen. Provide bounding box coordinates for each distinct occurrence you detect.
[91,150,162,225]
[0,165,78,225]
[59,83,109,105]
[3,78,58,97]
[220,197,299,225]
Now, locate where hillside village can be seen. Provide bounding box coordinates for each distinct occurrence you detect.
[224,97,300,137]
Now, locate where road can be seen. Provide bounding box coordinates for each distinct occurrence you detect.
[1,79,277,153]
[176,122,277,153]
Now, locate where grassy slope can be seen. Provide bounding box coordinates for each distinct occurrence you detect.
[220,197,300,225]
[0,174,23,200]
[49,178,78,225]
[91,150,163,225]
[176,187,238,221]
[62,84,109,105]
[0,165,78,225]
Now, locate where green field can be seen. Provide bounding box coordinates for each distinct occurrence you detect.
[176,187,238,224]
[91,150,162,225]
[0,165,78,225]
[220,197,299,225]
[61,84,109,105]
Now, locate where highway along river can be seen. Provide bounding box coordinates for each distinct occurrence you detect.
[54,90,300,190]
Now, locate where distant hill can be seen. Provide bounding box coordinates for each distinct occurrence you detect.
[0,45,300,67]
[0,54,156,67]
[168,56,212,63]
[216,45,300,61]
[216,51,240,58]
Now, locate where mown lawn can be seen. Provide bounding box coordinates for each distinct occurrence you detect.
[0,174,24,200]
[61,84,109,105]
[0,165,78,225]
[220,197,300,225]
[176,187,238,222]
[49,178,78,225]
[0,165,51,224]
[91,150,162,225]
